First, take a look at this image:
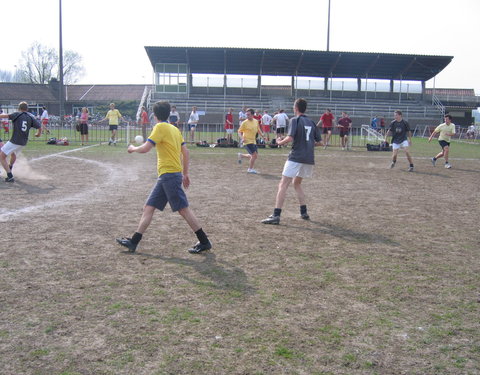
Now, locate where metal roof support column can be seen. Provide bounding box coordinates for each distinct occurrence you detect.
[421,80,425,101]
[399,75,402,104]
[224,49,227,101]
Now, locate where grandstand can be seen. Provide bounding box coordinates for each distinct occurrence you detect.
[1,47,479,144]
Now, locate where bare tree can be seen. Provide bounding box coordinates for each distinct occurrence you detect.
[17,42,84,84]
[63,50,85,84]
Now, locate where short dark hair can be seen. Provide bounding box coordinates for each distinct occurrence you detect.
[246,108,254,115]
[153,101,171,121]
[18,102,28,111]
[444,114,453,120]
[395,110,402,116]
[294,98,307,114]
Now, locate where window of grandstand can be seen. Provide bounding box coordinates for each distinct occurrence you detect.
[225,75,258,88]
[154,63,187,93]
[392,80,422,94]
[293,77,325,90]
[192,74,224,87]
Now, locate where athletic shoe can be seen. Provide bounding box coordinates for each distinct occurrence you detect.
[237,153,242,164]
[445,163,452,169]
[108,140,112,146]
[116,237,137,252]
[390,161,395,169]
[431,157,436,167]
[247,168,258,174]
[408,166,414,172]
[113,141,117,146]
[188,240,212,254]
[261,215,280,225]
[301,213,310,220]
[5,176,14,183]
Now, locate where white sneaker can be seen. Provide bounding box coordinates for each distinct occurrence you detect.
[445,163,452,169]
[247,168,258,174]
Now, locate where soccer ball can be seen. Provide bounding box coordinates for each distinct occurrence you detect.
[134,135,144,144]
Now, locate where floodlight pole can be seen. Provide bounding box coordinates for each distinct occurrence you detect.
[327,0,331,51]
[59,0,64,126]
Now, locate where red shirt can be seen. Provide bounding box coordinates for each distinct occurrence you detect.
[141,111,149,125]
[338,117,352,130]
[224,113,233,129]
[254,114,262,125]
[320,112,334,128]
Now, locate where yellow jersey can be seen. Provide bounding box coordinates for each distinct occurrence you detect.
[106,109,122,125]
[148,122,185,176]
[239,119,259,145]
[435,122,456,142]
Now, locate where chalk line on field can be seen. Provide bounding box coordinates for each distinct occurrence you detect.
[0,149,126,222]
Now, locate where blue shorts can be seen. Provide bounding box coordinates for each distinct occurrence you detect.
[244,143,258,155]
[439,140,450,149]
[146,173,189,212]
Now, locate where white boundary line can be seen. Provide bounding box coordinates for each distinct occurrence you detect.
[0,145,123,222]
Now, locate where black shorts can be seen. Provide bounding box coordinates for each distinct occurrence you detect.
[244,143,258,155]
[339,130,349,137]
[146,172,189,212]
[276,127,285,135]
[439,140,450,149]
[109,125,118,131]
[322,127,332,134]
[80,123,88,135]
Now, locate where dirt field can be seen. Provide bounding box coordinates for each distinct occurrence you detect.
[0,143,479,375]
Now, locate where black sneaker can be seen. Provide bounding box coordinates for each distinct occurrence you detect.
[116,237,137,252]
[301,213,310,220]
[261,215,280,225]
[188,240,212,254]
[5,176,14,183]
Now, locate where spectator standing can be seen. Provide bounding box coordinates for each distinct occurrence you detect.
[40,106,50,134]
[337,112,352,150]
[140,106,149,140]
[79,107,89,145]
[238,107,247,129]
[317,108,335,149]
[187,106,199,143]
[261,110,273,141]
[168,105,180,128]
[224,108,234,143]
[273,109,289,143]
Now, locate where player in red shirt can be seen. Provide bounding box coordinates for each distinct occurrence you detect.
[317,108,335,149]
[224,108,234,143]
[337,112,352,150]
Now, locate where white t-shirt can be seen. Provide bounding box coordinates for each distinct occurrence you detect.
[40,110,49,120]
[188,112,199,124]
[273,113,289,128]
[238,111,247,123]
[262,114,272,125]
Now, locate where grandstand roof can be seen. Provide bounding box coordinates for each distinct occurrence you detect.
[145,47,453,82]
[64,85,147,101]
[0,83,58,102]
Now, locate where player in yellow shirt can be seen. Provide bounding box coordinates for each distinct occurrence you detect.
[237,108,265,174]
[428,114,456,169]
[116,101,212,254]
[102,103,124,145]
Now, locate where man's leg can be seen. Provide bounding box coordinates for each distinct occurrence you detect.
[405,148,414,165]
[249,152,258,170]
[116,205,156,252]
[293,177,305,206]
[0,151,11,175]
[390,148,399,168]
[275,175,293,209]
[178,206,211,253]
[9,152,16,170]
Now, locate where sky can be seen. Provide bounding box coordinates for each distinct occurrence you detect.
[1,0,479,95]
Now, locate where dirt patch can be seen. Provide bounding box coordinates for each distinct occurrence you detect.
[0,145,479,374]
